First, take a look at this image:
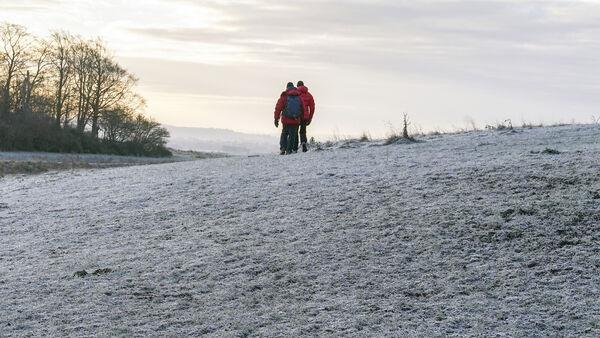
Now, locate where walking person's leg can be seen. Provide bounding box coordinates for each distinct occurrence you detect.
[279,125,288,155]
[287,125,299,154]
[299,121,308,152]
[293,127,300,152]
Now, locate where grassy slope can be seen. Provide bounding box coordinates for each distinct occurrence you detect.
[0,124,599,336]
[0,149,229,177]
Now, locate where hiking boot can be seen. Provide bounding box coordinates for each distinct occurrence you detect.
[280,149,286,155]
[301,143,308,152]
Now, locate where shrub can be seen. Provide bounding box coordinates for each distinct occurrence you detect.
[359,132,371,142]
[486,119,513,131]
[384,114,416,145]
[0,112,171,157]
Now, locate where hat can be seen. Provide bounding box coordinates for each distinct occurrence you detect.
[297,81,304,87]
[286,82,294,89]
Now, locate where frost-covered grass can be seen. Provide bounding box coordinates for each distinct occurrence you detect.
[0,150,225,177]
[1,124,599,336]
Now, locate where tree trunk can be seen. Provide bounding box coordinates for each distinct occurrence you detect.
[0,88,9,117]
[91,114,99,138]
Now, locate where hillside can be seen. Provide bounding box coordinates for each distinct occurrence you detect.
[0,152,194,177]
[1,124,599,336]
[165,125,278,155]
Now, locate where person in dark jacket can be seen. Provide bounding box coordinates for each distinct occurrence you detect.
[274,82,305,155]
[295,81,315,152]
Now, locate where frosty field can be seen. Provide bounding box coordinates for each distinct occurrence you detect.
[1,125,599,336]
[0,150,226,177]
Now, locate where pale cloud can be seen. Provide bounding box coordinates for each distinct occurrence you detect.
[1,0,600,136]
[126,0,600,92]
[0,0,61,10]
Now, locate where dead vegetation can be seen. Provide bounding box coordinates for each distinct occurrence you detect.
[384,113,417,145]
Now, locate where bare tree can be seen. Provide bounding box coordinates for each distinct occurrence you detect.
[70,38,137,137]
[402,113,410,139]
[49,32,73,127]
[99,93,143,142]
[0,22,170,157]
[0,23,31,117]
[88,43,138,138]
[71,38,96,132]
[130,114,170,148]
[101,107,134,142]
[18,40,50,114]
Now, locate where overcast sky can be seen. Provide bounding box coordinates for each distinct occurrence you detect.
[2,0,600,137]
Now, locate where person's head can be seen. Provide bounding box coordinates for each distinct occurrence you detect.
[297,81,304,87]
[286,82,294,90]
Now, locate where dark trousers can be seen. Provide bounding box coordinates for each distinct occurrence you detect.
[280,124,299,153]
[294,122,308,151]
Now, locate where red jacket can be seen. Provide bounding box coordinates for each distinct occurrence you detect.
[298,86,315,122]
[274,88,305,126]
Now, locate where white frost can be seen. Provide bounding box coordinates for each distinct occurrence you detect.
[1,124,599,336]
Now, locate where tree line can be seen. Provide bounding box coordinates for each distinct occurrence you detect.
[0,22,171,157]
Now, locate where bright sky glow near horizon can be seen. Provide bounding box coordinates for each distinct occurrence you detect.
[2,0,600,138]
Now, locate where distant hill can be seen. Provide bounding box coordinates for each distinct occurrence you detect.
[164,125,278,155]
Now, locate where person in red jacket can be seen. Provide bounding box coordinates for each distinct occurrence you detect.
[295,81,315,152]
[274,82,305,155]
